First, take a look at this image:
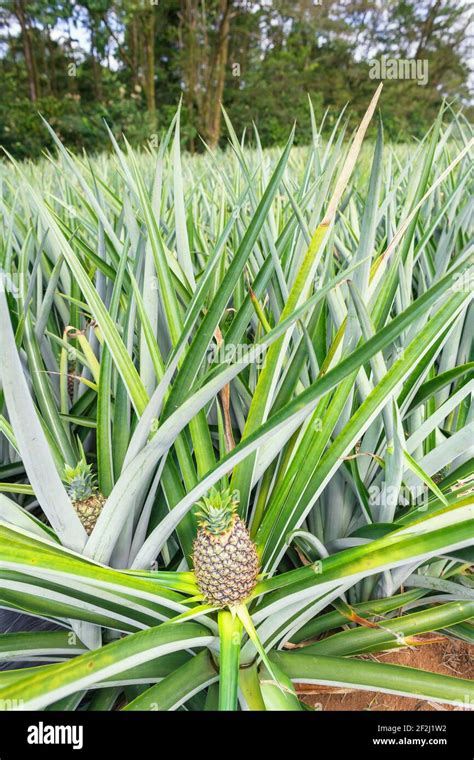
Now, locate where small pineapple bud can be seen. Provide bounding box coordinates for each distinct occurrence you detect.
[63,459,97,503]
[63,459,105,535]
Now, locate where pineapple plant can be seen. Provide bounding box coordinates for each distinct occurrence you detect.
[193,487,259,606]
[63,460,105,536]
[0,94,473,714]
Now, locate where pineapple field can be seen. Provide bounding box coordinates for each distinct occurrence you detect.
[0,87,473,713]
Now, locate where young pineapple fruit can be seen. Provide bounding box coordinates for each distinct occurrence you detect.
[193,487,259,607]
[63,460,105,535]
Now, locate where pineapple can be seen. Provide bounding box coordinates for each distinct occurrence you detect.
[63,459,105,535]
[192,487,259,607]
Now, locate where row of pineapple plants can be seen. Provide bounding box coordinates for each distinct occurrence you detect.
[0,86,473,711]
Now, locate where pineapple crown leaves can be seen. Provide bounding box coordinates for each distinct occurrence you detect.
[63,459,97,502]
[195,486,239,535]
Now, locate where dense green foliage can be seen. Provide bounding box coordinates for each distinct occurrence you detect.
[1,0,472,159]
[0,92,472,710]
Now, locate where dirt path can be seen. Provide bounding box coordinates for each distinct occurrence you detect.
[296,636,473,711]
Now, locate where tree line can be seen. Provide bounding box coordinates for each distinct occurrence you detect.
[0,0,471,158]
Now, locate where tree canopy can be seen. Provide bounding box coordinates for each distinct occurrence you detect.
[0,0,471,158]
